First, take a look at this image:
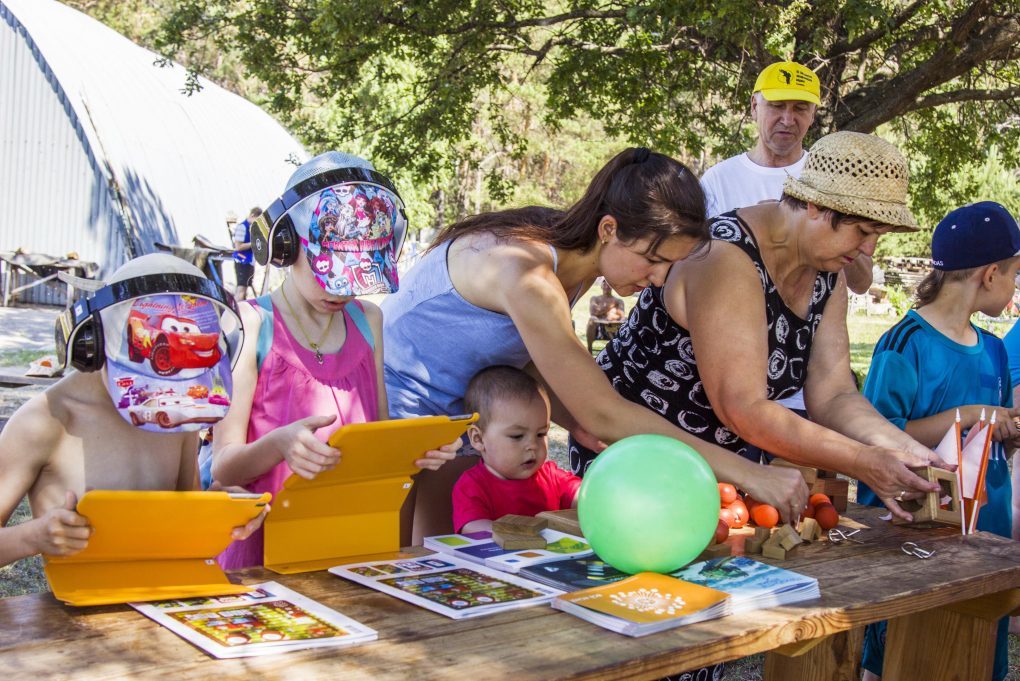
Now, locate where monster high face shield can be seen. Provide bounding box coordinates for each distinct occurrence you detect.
[262,167,408,295]
[57,274,243,433]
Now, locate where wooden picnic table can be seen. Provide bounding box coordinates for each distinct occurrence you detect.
[1,504,1017,680]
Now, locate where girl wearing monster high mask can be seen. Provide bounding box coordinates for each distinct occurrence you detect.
[0,254,260,569]
[212,151,455,570]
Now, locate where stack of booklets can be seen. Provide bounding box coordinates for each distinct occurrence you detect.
[131,582,377,658]
[330,554,563,619]
[552,572,730,636]
[423,529,592,573]
[671,555,819,614]
[549,556,819,636]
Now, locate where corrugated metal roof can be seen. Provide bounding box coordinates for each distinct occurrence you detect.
[0,0,307,276]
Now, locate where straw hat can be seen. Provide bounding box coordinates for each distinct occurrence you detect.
[783,131,918,232]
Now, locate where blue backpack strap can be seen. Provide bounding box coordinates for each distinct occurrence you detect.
[346,300,375,351]
[249,294,275,373]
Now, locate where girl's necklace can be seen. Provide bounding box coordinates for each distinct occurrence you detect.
[280,285,335,364]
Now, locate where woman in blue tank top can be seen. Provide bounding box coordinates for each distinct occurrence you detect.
[384,147,810,540]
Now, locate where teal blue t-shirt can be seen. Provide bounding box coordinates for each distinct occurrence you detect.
[857,310,1013,681]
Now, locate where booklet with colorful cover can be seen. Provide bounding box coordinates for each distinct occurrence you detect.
[525,555,819,614]
[519,556,631,592]
[423,528,592,573]
[670,555,819,613]
[131,581,377,658]
[329,554,563,619]
[551,571,730,637]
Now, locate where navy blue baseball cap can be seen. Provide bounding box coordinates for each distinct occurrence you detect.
[930,202,1020,271]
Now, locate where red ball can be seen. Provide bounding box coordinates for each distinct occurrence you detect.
[718,483,738,506]
[814,503,840,530]
[713,519,730,545]
[726,499,749,529]
[718,507,737,528]
[809,493,831,508]
[750,503,779,528]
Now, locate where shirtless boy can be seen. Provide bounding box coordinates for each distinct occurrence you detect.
[0,253,259,567]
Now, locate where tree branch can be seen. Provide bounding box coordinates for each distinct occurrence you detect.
[828,0,928,58]
[379,7,629,38]
[832,8,1019,132]
[907,85,1020,111]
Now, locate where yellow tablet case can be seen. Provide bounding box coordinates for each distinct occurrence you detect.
[264,413,477,574]
[44,490,270,607]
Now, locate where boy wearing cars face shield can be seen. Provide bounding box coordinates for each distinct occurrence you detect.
[0,254,260,569]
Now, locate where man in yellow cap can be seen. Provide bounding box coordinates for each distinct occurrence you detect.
[699,60,873,446]
[701,60,873,289]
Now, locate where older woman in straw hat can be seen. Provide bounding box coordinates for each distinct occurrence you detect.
[571,131,950,520]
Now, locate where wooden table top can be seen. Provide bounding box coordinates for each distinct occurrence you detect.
[1,505,1017,680]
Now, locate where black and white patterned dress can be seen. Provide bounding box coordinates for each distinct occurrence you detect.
[570,211,839,476]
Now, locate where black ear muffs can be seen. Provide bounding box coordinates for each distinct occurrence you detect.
[252,213,299,268]
[55,309,106,373]
[70,316,105,372]
[254,165,407,269]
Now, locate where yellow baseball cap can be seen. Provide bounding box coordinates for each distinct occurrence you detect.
[753,61,820,105]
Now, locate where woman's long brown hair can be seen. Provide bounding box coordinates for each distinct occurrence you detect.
[430,147,708,255]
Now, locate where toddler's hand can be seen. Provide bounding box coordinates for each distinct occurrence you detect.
[33,491,92,557]
[274,414,341,479]
[415,437,459,471]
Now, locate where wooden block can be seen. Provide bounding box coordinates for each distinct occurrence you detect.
[744,537,765,555]
[493,514,547,536]
[773,524,803,551]
[810,477,849,496]
[810,477,850,512]
[762,542,790,560]
[816,469,839,479]
[697,543,733,561]
[536,509,583,537]
[754,526,772,542]
[492,529,546,550]
[892,466,962,528]
[798,518,821,542]
[771,458,818,485]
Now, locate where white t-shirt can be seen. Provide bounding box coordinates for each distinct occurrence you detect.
[700,152,808,218]
[700,151,809,412]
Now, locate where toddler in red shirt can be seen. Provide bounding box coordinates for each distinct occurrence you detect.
[452,366,581,533]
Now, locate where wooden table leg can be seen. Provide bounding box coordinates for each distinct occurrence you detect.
[763,627,863,681]
[883,589,1020,681]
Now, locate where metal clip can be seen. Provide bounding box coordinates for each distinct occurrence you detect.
[901,541,935,559]
[827,528,864,544]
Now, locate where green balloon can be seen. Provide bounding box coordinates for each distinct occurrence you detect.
[577,434,720,574]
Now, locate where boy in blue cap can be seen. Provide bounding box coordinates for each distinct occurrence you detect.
[858,201,1020,681]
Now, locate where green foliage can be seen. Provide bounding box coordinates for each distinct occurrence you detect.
[884,285,913,317]
[70,1,1020,236]
[149,0,1018,225]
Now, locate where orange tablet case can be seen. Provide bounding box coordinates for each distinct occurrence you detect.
[44,490,269,606]
[264,414,477,574]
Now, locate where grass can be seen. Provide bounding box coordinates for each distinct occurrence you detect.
[0,349,50,367]
[0,498,45,599]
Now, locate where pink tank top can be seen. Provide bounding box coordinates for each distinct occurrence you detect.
[218,297,378,569]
